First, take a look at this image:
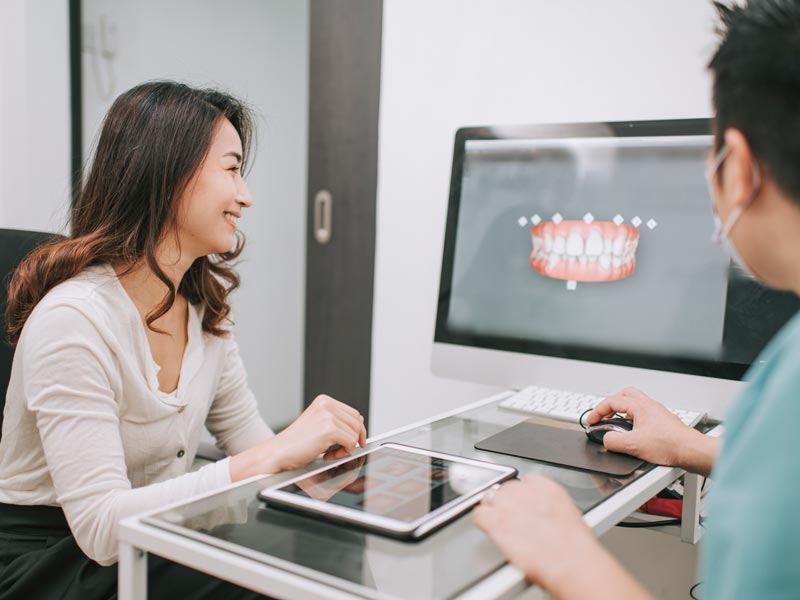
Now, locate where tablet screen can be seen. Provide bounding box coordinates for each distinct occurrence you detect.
[272,446,505,523]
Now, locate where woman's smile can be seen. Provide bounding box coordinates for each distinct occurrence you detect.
[224,211,240,230]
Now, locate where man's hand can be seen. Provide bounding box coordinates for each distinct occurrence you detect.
[586,387,718,476]
[473,474,651,599]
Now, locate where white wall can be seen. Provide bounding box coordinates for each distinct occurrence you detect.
[80,0,309,427]
[371,0,719,434]
[0,0,72,233]
[0,2,309,429]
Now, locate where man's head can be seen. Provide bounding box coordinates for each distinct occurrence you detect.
[707,0,800,290]
[709,0,800,203]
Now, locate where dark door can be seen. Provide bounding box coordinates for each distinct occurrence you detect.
[304,0,383,426]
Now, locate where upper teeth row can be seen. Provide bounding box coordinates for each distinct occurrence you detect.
[225,213,239,223]
[533,231,637,258]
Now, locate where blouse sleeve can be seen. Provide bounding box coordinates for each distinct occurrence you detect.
[205,333,274,457]
[21,304,233,566]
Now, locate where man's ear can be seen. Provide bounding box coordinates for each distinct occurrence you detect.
[722,128,760,208]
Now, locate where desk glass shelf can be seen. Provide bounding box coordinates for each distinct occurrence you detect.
[145,400,660,599]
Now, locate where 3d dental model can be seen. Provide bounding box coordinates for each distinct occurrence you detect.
[530,221,639,282]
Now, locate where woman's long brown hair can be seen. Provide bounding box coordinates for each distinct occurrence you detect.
[6,81,255,345]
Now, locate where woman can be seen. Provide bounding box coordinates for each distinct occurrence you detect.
[0,81,366,599]
[473,1,800,598]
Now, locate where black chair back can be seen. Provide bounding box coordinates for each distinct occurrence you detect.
[1,229,64,435]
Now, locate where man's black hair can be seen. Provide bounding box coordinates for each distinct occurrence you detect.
[709,0,800,203]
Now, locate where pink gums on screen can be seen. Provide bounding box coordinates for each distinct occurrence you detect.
[530,221,640,282]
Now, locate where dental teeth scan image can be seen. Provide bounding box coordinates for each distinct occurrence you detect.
[530,220,640,283]
[444,134,796,366]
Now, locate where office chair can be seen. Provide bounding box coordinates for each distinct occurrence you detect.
[0,228,64,438]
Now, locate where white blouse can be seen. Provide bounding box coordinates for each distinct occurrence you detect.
[0,264,273,565]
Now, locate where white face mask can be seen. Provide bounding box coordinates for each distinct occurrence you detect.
[705,143,762,279]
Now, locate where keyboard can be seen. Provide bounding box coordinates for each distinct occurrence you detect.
[499,385,706,428]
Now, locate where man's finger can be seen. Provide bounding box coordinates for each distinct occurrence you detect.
[588,396,637,423]
[602,431,635,456]
[472,504,498,531]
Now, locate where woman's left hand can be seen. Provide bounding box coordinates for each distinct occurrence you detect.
[473,474,604,594]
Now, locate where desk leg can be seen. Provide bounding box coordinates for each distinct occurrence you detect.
[119,541,148,600]
[680,473,702,544]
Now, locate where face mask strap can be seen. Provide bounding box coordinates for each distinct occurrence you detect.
[708,143,762,243]
[706,143,731,187]
[718,204,744,241]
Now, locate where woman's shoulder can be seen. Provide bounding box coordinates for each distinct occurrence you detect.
[34,264,118,308]
[25,264,133,335]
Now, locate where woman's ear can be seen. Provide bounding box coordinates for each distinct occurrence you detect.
[722,128,760,209]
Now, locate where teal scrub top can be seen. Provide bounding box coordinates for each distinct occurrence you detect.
[701,310,800,599]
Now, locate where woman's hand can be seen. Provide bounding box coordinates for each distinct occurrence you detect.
[473,474,651,599]
[270,394,367,469]
[230,395,367,481]
[586,387,717,475]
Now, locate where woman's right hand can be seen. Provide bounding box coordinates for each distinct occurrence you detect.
[585,387,697,467]
[230,395,367,481]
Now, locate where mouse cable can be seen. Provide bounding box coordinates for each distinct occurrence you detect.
[701,476,712,498]
[615,518,681,528]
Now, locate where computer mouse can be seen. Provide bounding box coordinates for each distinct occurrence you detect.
[585,417,633,445]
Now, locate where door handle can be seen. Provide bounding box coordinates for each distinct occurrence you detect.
[314,190,332,244]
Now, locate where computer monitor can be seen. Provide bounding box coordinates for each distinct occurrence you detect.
[432,120,800,418]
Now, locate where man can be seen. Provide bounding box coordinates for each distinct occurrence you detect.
[473,1,800,598]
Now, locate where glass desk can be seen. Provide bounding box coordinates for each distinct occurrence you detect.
[119,392,709,599]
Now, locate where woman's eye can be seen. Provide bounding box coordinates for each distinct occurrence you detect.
[229,165,241,173]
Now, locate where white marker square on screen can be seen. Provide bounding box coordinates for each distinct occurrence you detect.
[647,219,657,229]
[613,214,624,225]
[518,216,528,227]
[566,280,577,290]
[631,216,642,227]
[583,213,594,224]
[552,213,563,224]
[531,214,541,225]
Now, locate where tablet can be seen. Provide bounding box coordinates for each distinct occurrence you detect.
[257,443,517,540]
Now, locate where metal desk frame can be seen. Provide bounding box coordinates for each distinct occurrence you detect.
[119,391,718,599]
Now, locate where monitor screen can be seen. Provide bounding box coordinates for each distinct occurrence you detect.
[435,120,800,380]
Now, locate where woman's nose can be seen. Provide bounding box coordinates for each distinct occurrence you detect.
[236,178,253,208]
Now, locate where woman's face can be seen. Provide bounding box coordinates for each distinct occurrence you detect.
[176,118,252,259]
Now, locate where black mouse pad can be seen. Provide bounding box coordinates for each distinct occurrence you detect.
[474,421,646,477]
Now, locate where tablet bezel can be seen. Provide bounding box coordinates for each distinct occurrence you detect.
[257,443,517,539]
